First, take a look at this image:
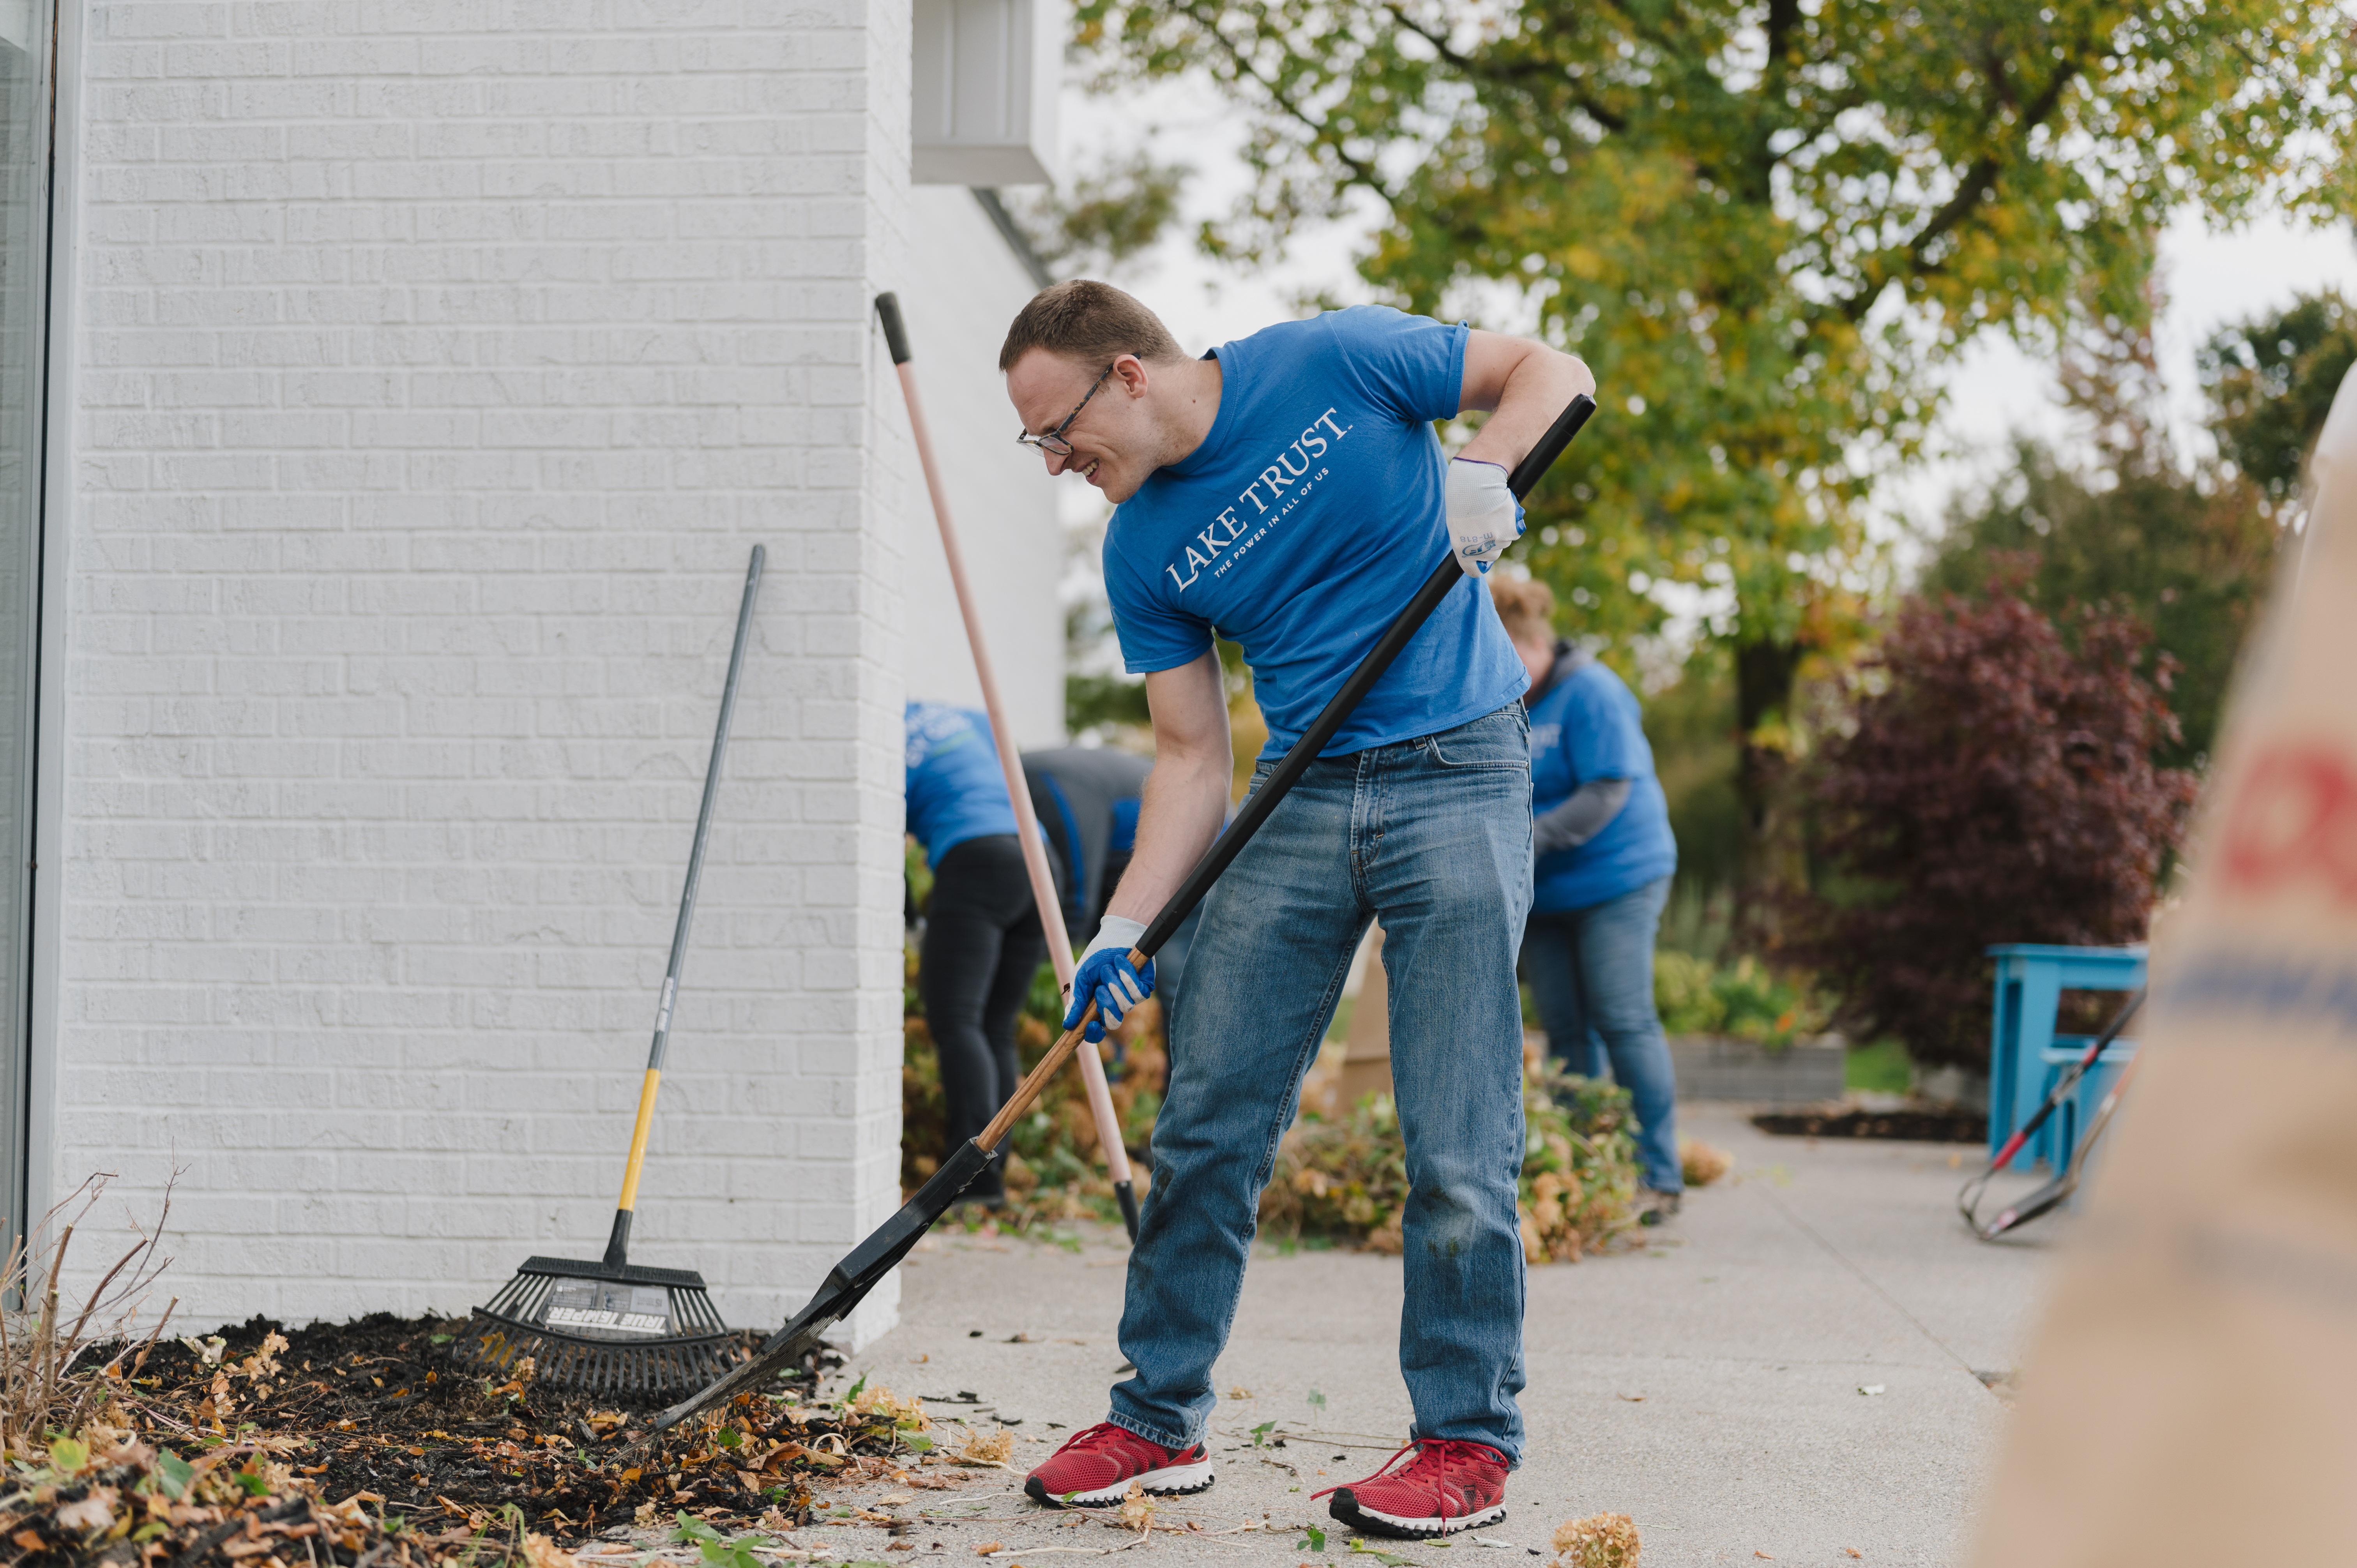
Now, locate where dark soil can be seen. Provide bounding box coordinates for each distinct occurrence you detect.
[118,1311,854,1531]
[0,1309,971,1568]
[1751,1106,1988,1143]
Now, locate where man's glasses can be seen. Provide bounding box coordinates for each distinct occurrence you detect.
[1016,363,1115,457]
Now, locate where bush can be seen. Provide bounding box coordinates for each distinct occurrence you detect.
[905,953,1642,1254]
[1785,583,2195,1072]
[1260,1044,1640,1262]
[1652,949,1829,1048]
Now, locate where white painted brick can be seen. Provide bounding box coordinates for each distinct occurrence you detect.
[50,0,997,1356]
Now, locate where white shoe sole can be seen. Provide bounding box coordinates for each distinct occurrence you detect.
[1329,1490,1508,1538]
[1025,1458,1215,1508]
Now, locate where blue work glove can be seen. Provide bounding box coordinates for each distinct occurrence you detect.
[1444,456,1525,576]
[1064,916,1154,1044]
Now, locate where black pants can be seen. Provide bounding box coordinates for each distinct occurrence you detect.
[920,834,1047,1197]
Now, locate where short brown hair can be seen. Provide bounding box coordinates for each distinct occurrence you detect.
[1488,576,1557,645]
[998,279,1185,374]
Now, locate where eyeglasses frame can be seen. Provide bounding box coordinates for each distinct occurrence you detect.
[1015,362,1118,457]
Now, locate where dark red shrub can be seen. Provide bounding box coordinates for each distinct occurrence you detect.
[1786,581,2198,1072]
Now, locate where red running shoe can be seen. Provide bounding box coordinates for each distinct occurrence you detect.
[1316,1439,1509,1538]
[1022,1422,1214,1508]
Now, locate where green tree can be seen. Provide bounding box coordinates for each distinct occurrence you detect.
[1074,0,2357,918]
[1926,309,2276,769]
[2200,290,2357,523]
[1011,152,1194,282]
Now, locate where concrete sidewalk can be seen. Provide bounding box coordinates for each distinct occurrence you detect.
[815,1105,2061,1568]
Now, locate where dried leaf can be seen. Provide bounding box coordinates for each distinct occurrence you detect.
[1549,1510,1640,1568]
[522,1533,583,1568]
[954,1427,1013,1466]
[55,1488,118,1533]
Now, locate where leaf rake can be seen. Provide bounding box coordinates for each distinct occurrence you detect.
[452,546,765,1396]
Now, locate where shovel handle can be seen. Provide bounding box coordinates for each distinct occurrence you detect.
[976,949,1146,1152]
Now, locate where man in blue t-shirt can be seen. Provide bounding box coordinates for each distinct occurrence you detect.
[906,701,1055,1209]
[997,281,1594,1540]
[1489,580,1683,1222]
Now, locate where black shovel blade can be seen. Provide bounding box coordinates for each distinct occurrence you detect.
[648,1137,1000,1432]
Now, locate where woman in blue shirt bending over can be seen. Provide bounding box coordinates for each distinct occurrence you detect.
[1490,580,1684,1224]
[906,701,1053,1209]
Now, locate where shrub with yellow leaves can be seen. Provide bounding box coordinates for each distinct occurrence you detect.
[1263,1044,1641,1260]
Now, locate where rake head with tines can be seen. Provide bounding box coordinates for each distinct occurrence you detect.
[457,1252,742,1397]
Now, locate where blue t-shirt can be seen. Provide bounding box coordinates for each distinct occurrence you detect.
[905,702,1018,868]
[1101,306,1530,758]
[1528,659,1678,912]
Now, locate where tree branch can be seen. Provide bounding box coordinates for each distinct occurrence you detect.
[1382,2,1629,132]
[1837,51,2082,322]
[1193,13,1387,195]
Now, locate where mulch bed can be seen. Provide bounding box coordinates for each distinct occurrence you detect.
[125,1312,841,1530]
[1751,1107,1988,1143]
[3,1312,1001,1568]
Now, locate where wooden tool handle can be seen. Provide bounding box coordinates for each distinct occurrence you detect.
[976,949,1146,1151]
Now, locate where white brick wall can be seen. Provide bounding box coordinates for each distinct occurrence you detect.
[51,0,923,1345]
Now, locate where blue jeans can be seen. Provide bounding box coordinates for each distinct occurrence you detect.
[1112,705,1534,1464]
[1519,875,1681,1192]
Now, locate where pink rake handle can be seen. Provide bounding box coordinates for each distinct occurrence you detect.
[877,293,1138,1234]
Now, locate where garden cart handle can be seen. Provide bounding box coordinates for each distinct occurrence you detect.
[606,544,765,1269]
[1958,986,2144,1235]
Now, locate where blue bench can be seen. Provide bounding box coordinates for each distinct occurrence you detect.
[1987,944,2145,1171]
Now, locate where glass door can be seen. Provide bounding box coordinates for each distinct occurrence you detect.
[0,0,51,1241]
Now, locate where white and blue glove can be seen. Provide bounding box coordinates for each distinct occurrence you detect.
[1064,915,1154,1044]
[1445,456,1525,576]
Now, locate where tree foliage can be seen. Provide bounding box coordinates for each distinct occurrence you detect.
[2200,289,2357,521]
[1078,0,2352,626]
[1009,152,1194,281]
[1928,288,2355,770]
[1924,449,2274,769]
[1074,0,2356,905]
[1786,585,2195,1071]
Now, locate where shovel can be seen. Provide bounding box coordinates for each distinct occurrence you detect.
[635,388,1597,1441]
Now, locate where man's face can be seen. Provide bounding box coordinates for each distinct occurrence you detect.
[1007,350,1155,503]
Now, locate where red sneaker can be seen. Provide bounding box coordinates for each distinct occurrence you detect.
[1022,1422,1215,1508]
[1316,1439,1509,1538]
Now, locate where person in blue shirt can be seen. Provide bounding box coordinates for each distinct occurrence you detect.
[999,280,1595,1539]
[906,701,1055,1209]
[1489,579,1682,1222]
